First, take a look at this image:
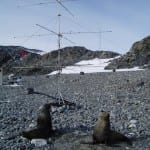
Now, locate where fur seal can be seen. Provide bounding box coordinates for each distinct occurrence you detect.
[22,103,53,139]
[93,111,132,146]
[93,111,111,144]
[4,98,75,141]
[22,102,70,140]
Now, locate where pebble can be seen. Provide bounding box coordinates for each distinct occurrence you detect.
[31,139,47,147]
[129,120,137,124]
[128,123,137,129]
[29,122,36,128]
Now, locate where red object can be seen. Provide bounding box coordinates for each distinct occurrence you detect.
[20,49,27,58]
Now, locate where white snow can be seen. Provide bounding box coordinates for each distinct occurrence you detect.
[25,49,46,56]
[39,51,48,56]
[48,57,144,75]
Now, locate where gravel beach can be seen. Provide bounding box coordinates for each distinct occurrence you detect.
[0,70,150,150]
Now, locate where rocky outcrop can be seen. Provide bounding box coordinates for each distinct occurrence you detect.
[105,36,150,69]
[38,46,119,66]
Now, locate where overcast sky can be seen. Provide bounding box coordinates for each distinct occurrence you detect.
[0,0,150,54]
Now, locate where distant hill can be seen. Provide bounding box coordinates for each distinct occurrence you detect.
[37,46,119,66]
[0,46,120,75]
[105,36,150,70]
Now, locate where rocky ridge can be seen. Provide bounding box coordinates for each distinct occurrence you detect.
[105,36,150,69]
[0,46,119,75]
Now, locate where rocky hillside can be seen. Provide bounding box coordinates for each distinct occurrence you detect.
[105,36,150,69]
[0,46,43,67]
[35,46,119,67]
[1,46,119,75]
[0,46,43,75]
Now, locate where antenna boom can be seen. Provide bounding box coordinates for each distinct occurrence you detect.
[36,24,75,44]
[55,0,74,17]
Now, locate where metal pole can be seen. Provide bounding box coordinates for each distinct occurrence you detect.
[0,68,3,85]
[57,0,64,103]
[57,0,61,73]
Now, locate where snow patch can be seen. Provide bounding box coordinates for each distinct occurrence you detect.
[48,57,144,75]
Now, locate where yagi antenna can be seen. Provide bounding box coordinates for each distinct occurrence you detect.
[36,24,75,44]
[36,24,60,36]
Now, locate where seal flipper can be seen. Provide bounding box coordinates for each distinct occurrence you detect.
[22,127,54,140]
[109,130,132,146]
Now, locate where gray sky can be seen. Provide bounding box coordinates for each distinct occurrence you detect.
[0,0,150,54]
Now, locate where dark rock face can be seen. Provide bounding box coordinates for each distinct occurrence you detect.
[0,46,21,67]
[0,46,43,66]
[105,36,150,69]
[0,46,43,75]
[1,46,119,75]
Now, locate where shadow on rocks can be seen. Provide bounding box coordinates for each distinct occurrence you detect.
[52,125,92,140]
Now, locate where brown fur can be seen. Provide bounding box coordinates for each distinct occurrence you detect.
[37,103,52,129]
[93,112,110,144]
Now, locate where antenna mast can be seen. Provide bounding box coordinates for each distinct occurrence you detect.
[57,0,63,102]
[34,0,75,102]
[57,0,62,74]
[54,0,75,102]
